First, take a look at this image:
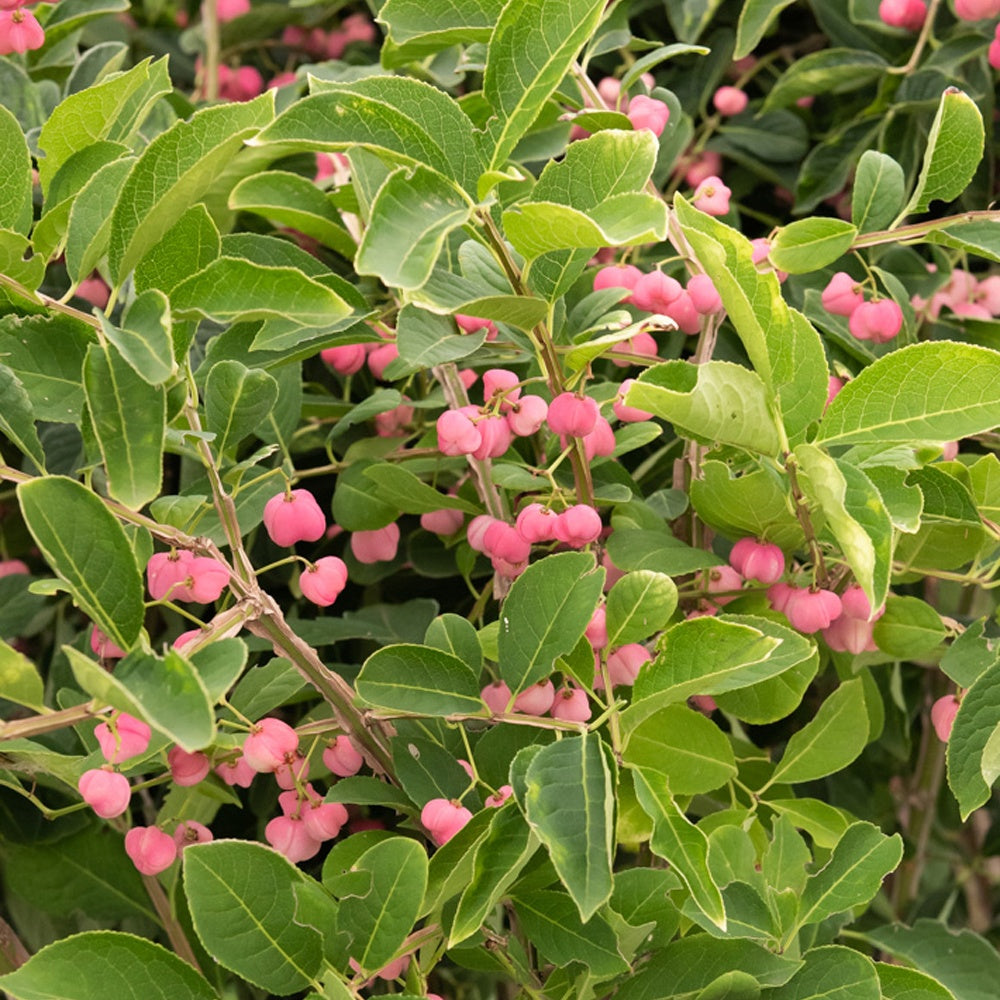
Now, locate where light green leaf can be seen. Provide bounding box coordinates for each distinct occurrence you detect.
[852,150,905,234]
[623,704,737,795]
[872,595,947,658]
[133,203,221,296]
[99,289,175,386]
[379,0,503,63]
[484,0,606,169]
[229,171,355,260]
[0,931,217,1000]
[768,945,879,1000]
[762,798,851,851]
[498,551,604,694]
[109,93,274,284]
[84,342,165,510]
[17,476,144,650]
[0,104,32,235]
[0,638,44,711]
[793,443,891,613]
[925,219,1000,264]
[523,733,614,922]
[876,964,957,1000]
[795,822,903,931]
[903,88,984,218]
[184,840,324,994]
[204,360,279,459]
[769,218,857,275]
[385,304,487,377]
[331,461,399,531]
[605,528,727,576]
[356,644,484,715]
[0,229,43,290]
[64,157,136,284]
[768,679,869,786]
[362,463,480,516]
[36,57,171,194]
[631,766,726,930]
[627,360,782,456]
[762,49,888,112]
[735,0,798,58]
[866,466,924,534]
[606,570,678,648]
[619,44,710,90]
[907,466,981,525]
[0,364,46,473]
[817,342,1000,447]
[425,614,482,673]
[187,637,247,703]
[946,659,1000,819]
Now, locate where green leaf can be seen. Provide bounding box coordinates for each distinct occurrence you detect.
[605,528,726,576]
[171,257,351,327]
[330,837,427,972]
[356,644,484,715]
[184,840,324,994]
[331,461,399,531]
[450,804,537,945]
[0,105,32,235]
[795,822,903,931]
[64,157,136,284]
[17,476,144,650]
[623,704,737,795]
[109,93,274,284]
[876,964,956,1000]
[903,88,984,218]
[946,659,1000,819]
[631,766,726,930]
[925,219,1000,265]
[386,304,487,377]
[605,570,678,648]
[763,798,851,851]
[379,0,503,63]
[852,150,906,234]
[83,342,165,510]
[229,171,355,259]
[229,656,307,720]
[498,551,604,694]
[324,776,413,811]
[768,679,869,786]
[523,733,614,922]
[483,0,606,169]
[817,342,1000,447]
[425,614,482,673]
[863,919,1000,1000]
[674,197,828,444]
[793,444,891,613]
[0,931,216,1000]
[627,360,782,456]
[0,364,46,473]
[187,637,247,703]
[872,595,947,658]
[255,77,483,194]
[0,228,43,290]
[362,463,480,516]
[907,466,981,525]
[735,0,798,58]
[866,466,924,534]
[769,218,857,275]
[204,360,279,459]
[940,619,999,689]
[768,945,879,1000]
[36,57,171,194]
[503,194,668,260]
[97,288,175,387]
[133,203,221,296]
[0,639,44,711]
[355,165,472,291]
[762,49,888,111]
[512,889,629,977]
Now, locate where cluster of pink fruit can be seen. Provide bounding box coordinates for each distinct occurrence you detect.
[594,264,723,334]
[0,0,45,54]
[822,272,904,343]
[912,266,1000,321]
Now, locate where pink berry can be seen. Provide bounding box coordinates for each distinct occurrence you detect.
[351,523,400,563]
[611,331,658,367]
[483,521,532,564]
[701,564,743,604]
[471,414,512,460]
[593,264,643,302]
[243,717,300,773]
[323,734,364,777]
[821,272,865,317]
[215,0,250,20]
[713,86,748,116]
[0,559,28,577]
[513,679,556,715]
[685,150,723,188]
[507,395,548,436]
[839,584,874,621]
[784,588,843,633]
[822,614,877,654]
[78,768,131,818]
[94,713,151,765]
[848,299,903,343]
[879,0,927,28]
[420,508,464,536]
[630,271,683,313]
[173,820,213,850]
[146,550,193,601]
[367,341,399,379]
[826,376,845,409]
[954,0,1000,18]
[606,644,651,686]
[467,514,497,553]
[263,490,327,547]
[482,369,521,411]
[302,798,349,841]
[931,695,960,742]
[485,785,513,808]
[265,814,322,862]
[274,752,310,789]
[686,274,723,315]
[585,605,608,650]
[692,176,732,216]
[455,314,497,340]
[186,556,230,603]
[420,797,473,846]
[614,379,654,422]
[627,95,670,136]
[553,505,602,548]
[0,7,44,54]
[728,538,784,585]
[215,753,256,788]
[551,685,592,722]
[481,680,513,713]
[516,503,558,544]
[125,826,178,876]
[299,556,348,607]
[547,393,599,437]
[436,408,482,456]
[90,625,126,660]
[168,747,211,786]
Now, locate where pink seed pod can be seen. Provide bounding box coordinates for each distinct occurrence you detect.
[481,680,513,714]
[712,86,748,116]
[168,747,211,787]
[513,679,556,716]
[701,564,744,605]
[941,441,959,461]
[627,95,670,136]
[593,264,643,302]
[215,0,250,20]
[90,625,127,660]
[482,369,521,411]
[686,274,723,315]
[243,717,300,773]
[366,341,399,379]
[471,414,512,460]
[611,331,658,368]
[78,768,132,819]
[302,798,349,841]
[436,408,483,456]
[485,784,513,808]
[606,644,651,687]
[265,814,322,862]
[351,523,400,564]
[215,753,256,788]
[125,826,178,876]
[839,583,874,621]
[173,820,213,850]
[580,416,616,461]
[173,629,203,652]
[551,686,592,722]
[515,503,558,544]
[455,313,495,337]
[186,556,230,603]
[484,521,532,566]
[507,395,548,436]
[614,379,654,423]
[323,734,364,777]
[0,7,45,54]
[274,752,310,790]
[821,272,864,317]
[784,587,843,633]
[879,0,927,28]
[94,713,151,765]
[630,270,683,313]
[692,175,732,216]
[585,605,608,650]
[263,490,327,547]
[547,393,599,437]
[826,375,845,410]
[685,149,723,188]
[0,559,28,577]
[321,343,367,375]
[420,508,464,536]
[728,538,785,585]
[822,614,878,654]
[931,694,960,742]
[146,550,194,601]
[299,556,349,607]
[420,797,473,846]
[767,581,796,614]
[848,299,903,343]
[348,954,410,982]
[954,0,1000,18]
[661,289,702,335]
[467,514,498,553]
[553,504,603,548]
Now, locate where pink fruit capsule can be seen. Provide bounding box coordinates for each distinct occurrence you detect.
[173,820,213,850]
[78,768,131,818]
[784,587,843,633]
[351,523,400,564]
[849,299,903,343]
[321,343,367,375]
[265,814,322,862]
[687,274,723,315]
[593,264,643,302]
[553,504,602,548]
[513,679,556,716]
[506,395,548,436]
[515,503,559,544]
[436,408,482,456]
[551,685,592,722]
[931,694,960,742]
[712,86,748,116]
[692,175,732,216]
[481,680,513,714]
[323,734,364,777]
[630,270,683,314]
[547,393,599,437]
[821,272,864,317]
[168,747,211,787]
[606,644,651,686]
[627,95,670,136]
[125,826,178,876]
[262,489,327,547]
[299,556,349,607]
[243,717,300,773]
[94,713,151,765]
[420,508,464,536]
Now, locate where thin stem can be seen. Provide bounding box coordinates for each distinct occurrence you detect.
[783,453,828,587]
[142,872,204,972]
[201,0,220,102]
[887,0,942,75]
[0,702,106,742]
